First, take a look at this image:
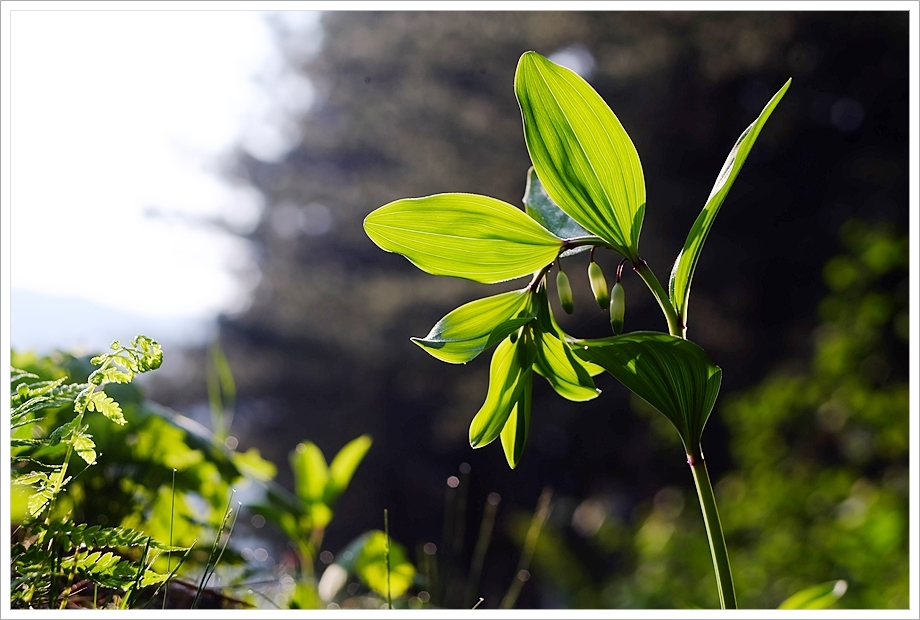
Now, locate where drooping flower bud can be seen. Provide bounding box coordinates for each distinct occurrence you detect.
[556,270,574,314]
[588,261,609,309]
[610,282,625,334]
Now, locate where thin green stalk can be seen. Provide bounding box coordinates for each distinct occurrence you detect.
[464,492,500,607]
[500,487,552,609]
[632,259,683,337]
[688,453,736,609]
[164,468,176,610]
[383,508,392,610]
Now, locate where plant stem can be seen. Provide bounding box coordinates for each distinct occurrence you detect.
[632,259,683,337]
[688,453,736,609]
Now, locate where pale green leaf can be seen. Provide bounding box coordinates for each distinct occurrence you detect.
[73,428,96,464]
[523,167,593,257]
[412,288,534,364]
[231,447,277,482]
[779,580,847,609]
[516,51,645,261]
[364,193,562,284]
[669,79,791,328]
[500,368,532,469]
[88,391,126,425]
[290,441,329,504]
[469,334,535,449]
[353,530,416,599]
[575,332,722,452]
[325,434,373,505]
[534,328,601,402]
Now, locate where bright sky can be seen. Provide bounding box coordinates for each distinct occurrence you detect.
[8,9,318,320]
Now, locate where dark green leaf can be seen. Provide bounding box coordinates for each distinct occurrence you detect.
[523,167,592,257]
[516,51,645,261]
[575,332,722,452]
[364,193,562,283]
[778,580,847,609]
[411,289,534,364]
[669,79,791,328]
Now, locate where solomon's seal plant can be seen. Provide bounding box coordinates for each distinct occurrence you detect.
[364,51,790,609]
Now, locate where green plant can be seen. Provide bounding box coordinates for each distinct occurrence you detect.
[9,336,182,608]
[363,51,794,609]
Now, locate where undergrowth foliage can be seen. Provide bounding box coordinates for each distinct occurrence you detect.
[9,335,181,608]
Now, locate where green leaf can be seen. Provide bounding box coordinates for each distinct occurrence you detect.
[290,441,329,504]
[73,428,97,464]
[523,167,593,257]
[534,329,601,402]
[779,580,847,609]
[574,332,722,452]
[469,333,535,449]
[231,447,277,482]
[325,434,373,506]
[364,193,562,284]
[669,79,791,327]
[412,288,534,364]
[500,368,532,469]
[87,391,126,425]
[353,530,416,599]
[516,51,645,261]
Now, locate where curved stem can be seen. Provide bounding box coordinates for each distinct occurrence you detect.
[632,259,683,337]
[688,452,736,609]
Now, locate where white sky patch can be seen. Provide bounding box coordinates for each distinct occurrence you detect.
[10,10,318,320]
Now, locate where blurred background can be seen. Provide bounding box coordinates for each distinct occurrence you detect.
[9,9,911,609]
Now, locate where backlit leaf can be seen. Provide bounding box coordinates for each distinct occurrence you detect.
[500,368,533,469]
[575,332,722,452]
[325,434,373,505]
[516,51,645,261]
[412,288,534,364]
[364,193,562,283]
[469,332,535,449]
[290,441,329,504]
[779,580,847,609]
[669,79,791,329]
[534,329,600,402]
[353,530,416,599]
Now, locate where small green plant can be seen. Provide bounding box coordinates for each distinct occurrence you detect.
[9,335,182,608]
[364,51,794,608]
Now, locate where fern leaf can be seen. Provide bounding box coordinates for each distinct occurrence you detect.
[87,391,126,425]
[73,428,96,464]
[11,367,40,383]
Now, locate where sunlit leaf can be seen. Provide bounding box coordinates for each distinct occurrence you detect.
[290,441,329,504]
[469,332,536,449]
[353,530,416,599]
[73,428,96,464]
[575,332,722,452]
[232,447,277,482]
[412,288,534,364]
[87,391,126,425]
[364,193,562,283]
[325,434,373,505]
[500,368,532,469]
[523,167,593,257]
[516,51,645,261]
[534,329,600,402]
[778,580,847,609]
[669,79,791,328]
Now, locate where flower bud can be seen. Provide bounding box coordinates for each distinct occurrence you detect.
[556,270,574,314]
[610,282,625,334]
[588,261,609,309]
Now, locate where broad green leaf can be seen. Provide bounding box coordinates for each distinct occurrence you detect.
[500,368,532,468]
[516,51,645,261]
[364,193,562,284]
[232,447,277,482]
[669,79,791,328]
[412,289,534,364]
[534,329,600,402]
[290,441,329,504]
[469,332,535,449]
[779,580,847,609]
[523,167,593,257]
[325,434,373,505]
[353,530,416,599]
[575,332,722,452]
